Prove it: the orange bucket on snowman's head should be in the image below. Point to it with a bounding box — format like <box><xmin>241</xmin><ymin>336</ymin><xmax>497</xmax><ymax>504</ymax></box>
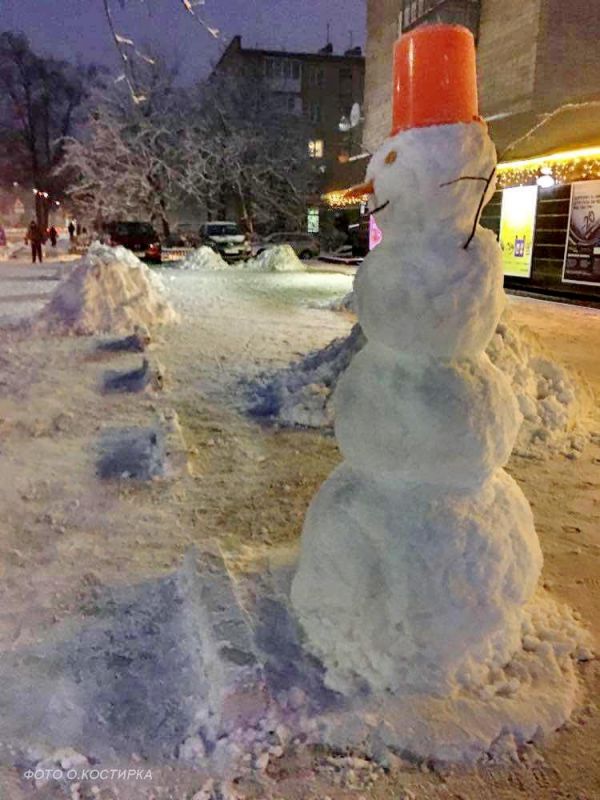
<box><xmin>392</xmin><ymin>23</ymin><xmax>480</xmax><ymax>134</ymax></box>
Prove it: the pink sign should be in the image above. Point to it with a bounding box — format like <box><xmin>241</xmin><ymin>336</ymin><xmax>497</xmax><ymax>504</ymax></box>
<box><xmin>369</xmin><ymin>215</ymin><xmax>383</xmax><ymax>250</ymax></box>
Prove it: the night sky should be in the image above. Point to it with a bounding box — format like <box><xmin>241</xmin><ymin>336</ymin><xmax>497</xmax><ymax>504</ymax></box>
<box><xmin>1</xmin><ymin>0</ymin><xmax>366</xmax><ymax>82</ymax></box>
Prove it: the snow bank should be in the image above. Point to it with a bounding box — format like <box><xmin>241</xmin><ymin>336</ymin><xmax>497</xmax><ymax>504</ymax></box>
<box><xmin>245</xmin><ymin>245</ymin><xmax>307</xmax><ymax>273</ymax></box>
<box><xmin>5</xmin><ymin>242</ymin><xmax>31</xmax><ymax>260</ymax></box>
<box><xmin>487</xmin><ymin>315</ymin><xmax>588</xmax><ymax>457</ymax></box>
<box><xmin>33</xmin><ymin>243</ymin><xmax>179</xmax><ymax>335</ymax></box>
<box><xmin>177</xmin><ymin>246</ymin><xmax>229</xmax><ymax>271</ymax></box>
<box><xmin>308</xmin><ymin>291</ymin><xmax>356</xmax><ymax>312</ymax></box>
<box><xmin>243</xmin><ymin>315</ymin><xmax>587</xmax><ymax>458</ymax></box>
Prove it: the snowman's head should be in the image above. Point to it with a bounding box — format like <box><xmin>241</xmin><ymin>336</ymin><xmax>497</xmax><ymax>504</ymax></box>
<box><xmin>351</xmin><ymin>121</ymin><xmax>497</xmax><ymax>241</ymax></box>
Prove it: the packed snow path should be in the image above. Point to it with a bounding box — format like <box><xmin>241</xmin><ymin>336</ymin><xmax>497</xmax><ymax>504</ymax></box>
<box><xmin>0</xmin><ymin>259</ymin><xmax>599</xmax><ymax>798</ymax></box>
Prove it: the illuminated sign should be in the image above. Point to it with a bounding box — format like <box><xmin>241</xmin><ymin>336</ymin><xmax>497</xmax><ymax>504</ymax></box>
<box><xmin>563</xmin><ymin>179</ymin><xmax>600</xmax><ymax>287</ymax></box>
<box><xmin>307</xmin><ymin>207</ymin><xmax>319</xmax><ymax>234</ymax></box>
<box><xmin>499</xmin><ymin>185</ymin><xmax>538</xmax><ymax>278</ymax></box>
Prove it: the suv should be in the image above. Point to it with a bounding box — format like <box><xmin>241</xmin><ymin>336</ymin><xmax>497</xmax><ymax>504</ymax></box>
<box><xmin>199</xmin><ymin>221</ymin><xmax>251</xmax><ymax>262</ymax></box>
<box><xmin>256</xmin><ymin>232</ymin><xmax>320</xmax><ymax>260</ymax></box>
<box><xmin>106</xmin><ymin>221</ymin><xmax>162</xmax><ymax>263</ymax></box>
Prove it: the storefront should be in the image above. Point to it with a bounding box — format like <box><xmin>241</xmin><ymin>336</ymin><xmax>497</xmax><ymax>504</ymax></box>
<box><xmin>320</xmin><ymin>186</ymin><xmax>370</xmax><ymax>256</ymax></box>
<box><xmin>481</xmin><ymin>126</ymin><xmax>600</xmax><ymax>303</ymax></box>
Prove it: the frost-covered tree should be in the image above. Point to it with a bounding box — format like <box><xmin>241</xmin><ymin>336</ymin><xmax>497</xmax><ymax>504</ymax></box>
<box><xmin>0</xmin><ymin>32</ymin><xmax>98</xmax><ymax>218</ymax></box>
<box><xmin>192</xmin><ymin>71</ymin><xmax>316</xmax><ymax>232</ymax></box>
<box><xmin>62</xmin><ymin>61</ymin><xmax>315</xmax><ymax>235</ymax></box>
<box><xmin>61</xmin><ymin>57</ymin><xmax>195</xmax><ymax>236</ymax></box>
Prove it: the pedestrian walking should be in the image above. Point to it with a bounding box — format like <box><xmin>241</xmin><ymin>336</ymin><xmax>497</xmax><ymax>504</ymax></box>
<box><xmin>68</xmin><ymin>221</ymin><xmax>75</xmax><ymax>241</ymax></box>
<box><xmin>49</xmin><ymin>225</ymin><xmax>58</xmax><ymax>247</ymax></box>
<box><xmin>0</xmin><ymin>224</ymin><xmax>6</xmax><ymax>248</ymax></box>
<box><xmin>25</xmin><ymin>220</ymin><xmax>44</xmax><ymax>264</ymax></box>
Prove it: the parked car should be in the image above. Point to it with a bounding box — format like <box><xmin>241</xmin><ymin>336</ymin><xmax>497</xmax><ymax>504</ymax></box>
<box><xmin>105</xmin><ymin>221</ymin><xmax>162</xmax><ymax>263</ymax></box>
<box><xmin>255</xmin><ymin>232</ymin><xmax>320</xmax><ymax>260</ymax></box>
<box><xmin>199</xmin><ymin>221</ymin><xmax>251</xmax><ymax>262</ymax></box>
<box><xmin>173</xmin><ymin>223</ymin><xmax>201</xmax><ymax>248</ymax></box>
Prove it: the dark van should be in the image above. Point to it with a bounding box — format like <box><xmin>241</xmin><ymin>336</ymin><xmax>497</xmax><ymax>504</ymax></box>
<box><xmin>106</xmin><ymin>221</ymin><xmax>162</xmax><ymax>263</ymax></box>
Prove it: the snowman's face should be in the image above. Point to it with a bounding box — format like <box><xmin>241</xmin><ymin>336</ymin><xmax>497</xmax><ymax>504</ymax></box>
<box><xmin>365</xmin><ymin>121</ymin><xmax>497</xmax><ymax>239</ymax></box>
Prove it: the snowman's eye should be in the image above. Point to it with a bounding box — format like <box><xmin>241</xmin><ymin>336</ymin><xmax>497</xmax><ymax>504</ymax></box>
<box><xmin>385</xmin><ymin>150</ymin><xmax>397</xmax><ymax>165</ymax></box>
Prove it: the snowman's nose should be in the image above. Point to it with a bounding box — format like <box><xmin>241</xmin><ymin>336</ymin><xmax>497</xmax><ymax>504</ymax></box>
<box><xmin>343</xmin><ymin>180</ymin><xmax>374</xmax><ymax>200</ymax></box>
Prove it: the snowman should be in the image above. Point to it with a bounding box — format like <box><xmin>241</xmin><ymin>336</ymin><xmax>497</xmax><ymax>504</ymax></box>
<box><xmin>291</xmin><ymin>24</ymin><xmax>545</xmax><ymax>697</ymax></box>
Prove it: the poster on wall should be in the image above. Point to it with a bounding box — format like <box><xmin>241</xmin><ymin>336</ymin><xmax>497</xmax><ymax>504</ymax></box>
<box><xmin>562</xmin><ymin>180</ymin><xmax>600</xmax><ymax>286</ymax></box>
<box><xmin>499</xmin><ymin>185</ymin><xmax>538</xmax><ymax>278</ymax></box>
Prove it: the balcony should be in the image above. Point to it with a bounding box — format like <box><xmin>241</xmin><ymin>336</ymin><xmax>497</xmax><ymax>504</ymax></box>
<box><xmin>264</xmin><ymin>57</ymin><xmax>302</xmax><ymax>94</ymax></box>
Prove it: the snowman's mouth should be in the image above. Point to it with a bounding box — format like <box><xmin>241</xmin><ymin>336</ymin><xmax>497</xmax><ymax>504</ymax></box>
<box><xmin>370</xmin><ymin>199</ymin><xmax>390</xmax><ymax>216</ymax></box>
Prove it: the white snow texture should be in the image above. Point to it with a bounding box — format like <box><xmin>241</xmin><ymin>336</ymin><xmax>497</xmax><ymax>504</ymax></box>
<box><xmin>34</xmin><ymin>243</ymin><xmax>179</xmax><ymax>335</ymax></box>
<box><xmin>245</xmin><ymin>245</ymin><xmax>307</xmax><ymax>272</ymax></box>
<box><xmin>292</xmin><ymin>122</ymin><xmax>581</xmax><ymax>701</ymax></box>
<box><xmin>177</xmin><ymin>247</ymin><xmax>229</xmax><ymax>271</ymax></box>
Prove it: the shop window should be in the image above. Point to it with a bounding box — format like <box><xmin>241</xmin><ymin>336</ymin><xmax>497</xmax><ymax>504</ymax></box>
<box><xmin>307</xmin><ymin>208</ymin><xmax>320</xmax><ymax>234</ymax></box>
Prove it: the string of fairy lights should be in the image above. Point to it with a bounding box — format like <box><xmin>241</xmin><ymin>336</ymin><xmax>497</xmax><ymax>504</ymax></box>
<box><xmin>322</xmin><ymin>145</ymin><xmax>600</xmax><ymax>208</ymax></box>
<box><xmin>496</xmin><ymin>146</ymin><xmax>600</xmax><ymax>190</ymax></box>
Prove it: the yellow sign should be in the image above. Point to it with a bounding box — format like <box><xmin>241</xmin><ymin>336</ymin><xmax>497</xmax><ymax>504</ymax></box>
<box><xmin>499</xmin><ymin>186</ymin><xmax>538</xmax><ymax>277</ymax></box>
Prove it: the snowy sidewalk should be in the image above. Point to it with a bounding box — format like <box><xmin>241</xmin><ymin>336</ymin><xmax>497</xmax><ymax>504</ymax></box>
<box><xmin>0</xmin><ymin>258</ymin><xmax>599</xmax><ymax>799</ymax></box>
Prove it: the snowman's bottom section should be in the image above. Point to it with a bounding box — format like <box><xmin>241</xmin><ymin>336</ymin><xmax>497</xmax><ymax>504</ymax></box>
<box><xmin>317</xmin><ymin>593</ymin><xmax>584</xmax><ymax>764</ymax></box>
<box><xmin>291</xmin><ymin>465</ymin><xmax>544</xmax><ymax>696</ymax></box>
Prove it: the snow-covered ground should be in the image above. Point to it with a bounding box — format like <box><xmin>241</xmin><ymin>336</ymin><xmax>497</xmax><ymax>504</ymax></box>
<box><xmin>0</xmin><ymin>257</ymin><xmax>599</xmax><ymax>799</ymax></box>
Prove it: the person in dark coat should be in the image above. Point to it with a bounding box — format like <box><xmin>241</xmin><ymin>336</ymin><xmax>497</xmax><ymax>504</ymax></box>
<box><xmin>25</xmin><ymin>220</ymin><xmax>44</xmax><ymax>264</ymax></box>
<box><xmin>68</xmin><ymin>221</ymin><xmax>75</xmax><ymax>241</ymax></box>
<box><xmin>49</xmin><ymin>226</ymin><xmax>58</xmax><ymax>247</ymax></box>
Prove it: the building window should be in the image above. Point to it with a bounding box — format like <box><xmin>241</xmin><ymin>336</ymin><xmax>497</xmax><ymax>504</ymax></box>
<box><xmin>310</xmin><ymin>67</ymin><xmax>324</xmax><ymax>87</ymax></box>
<box><xmin>308</xmin><ymin>139</ymin><xmax>324</xmax><ymax>158</ymax></box>
<box><xmin>265</xmin><ymin>58</ymin><xmax>282</xmax><ymax>78</ymax></box>
<box><xmin>287</xmin><ymin>94</ymin><xmax>302</xmax><ymax>113</ymax></box>
<box><xmin>309</xmin><ymin>103</ymin><xmax>321</xmax><ymax>123</ymax></box>
<box><xmin>266</xmin><ymin>58</ymin><xmax>301</xmax><ymax>80</ymax></box>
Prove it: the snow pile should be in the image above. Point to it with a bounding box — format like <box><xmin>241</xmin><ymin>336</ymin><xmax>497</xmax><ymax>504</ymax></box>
<box><xmin>177</xmin><ymin>246</ymin><xmax>229</xmax><ymax>271</ymax></box>
<box><xmin>6</xmin><ymin>242</ymin><xmax>31</xmax><ymax>260</ymax></box>
<box><xmin>487</xmin><ymin>316</ymin><xmax>588</xmax><ymax>457</ymax></box>
<box><xmin>308</xmin><ymin>291</ymin><xmax>356</xmax><ymax>312</ymax></box>
<box><xmin>51</xmin><ymin>238</ymin><xmax>73</xmax><ymax>256</ymax></box>
<box><xmin>245</xmin><ymin>245</ymin><xmax>307</xmax><ymax>273</ymax></box>
<box><xmin>33</xmin><ymin>243</ymin><xmax>179</xmax><ymax>335</ymax></box>
<box><xmin>244</xmin><ymin>324</ymin><xmax>364</xmax><ymax>428</ymax></box>
<box><xmin>245</xmin><ymin>314</ymin><xmax>587</xmax><ymax>458</ymax></box>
